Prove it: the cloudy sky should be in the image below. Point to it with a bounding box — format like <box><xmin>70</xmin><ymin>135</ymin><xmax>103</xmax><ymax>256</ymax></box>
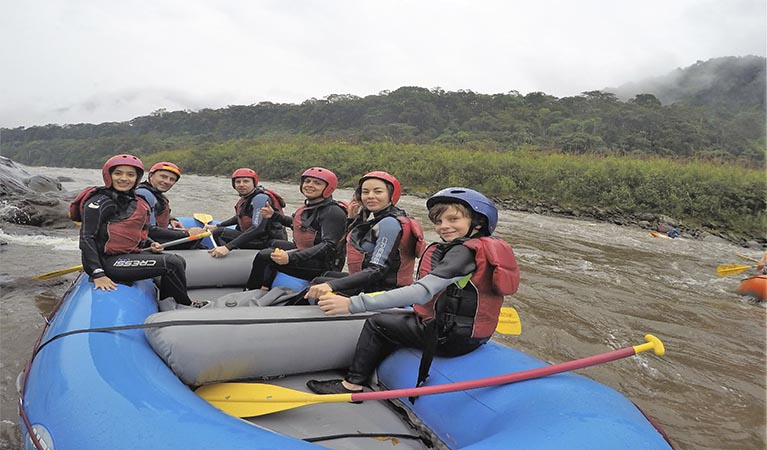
<box><xmin>1</xmin><ymin>0</ymin><xmax>764</xmax><ymax>128</ymax></box>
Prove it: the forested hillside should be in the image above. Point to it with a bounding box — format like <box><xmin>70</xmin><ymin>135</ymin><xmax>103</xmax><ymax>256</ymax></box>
<box><xmin>2</xmin><ymin>57</ymin><xmax>765</xmax><ymax>167</ymax></box>
<box><xmin>0</xmin><ymin>57</ymin><xmax>764</xmax><ymax>239</ymax></box>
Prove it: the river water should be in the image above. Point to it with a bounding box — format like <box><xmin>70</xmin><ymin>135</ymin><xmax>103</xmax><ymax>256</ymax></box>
<box><xmin>0</xmin><ymin>166</ymin><xmax>764</xmax><ymax>450</ymax></box>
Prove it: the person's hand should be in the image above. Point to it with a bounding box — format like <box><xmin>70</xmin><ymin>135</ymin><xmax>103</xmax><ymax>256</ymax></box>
<box><xmin>758</xmin><ymin>252</ymin><xmax>767</xmax><ymax>271</ymax></box>
<box><xmin>306</xmin><ymin>282</ymin><xmax>333</xmax><ymax>299</ymax></box>
<box><xmin>347</xmin><ymin>199</ymin><xmax>361</xmax><ymax>218</ymax></box>
<box><xmin>204</xmin><ymin>224</ymin><xmax>217</xmax><ymax>231</ymax></box>
<box><xmin>186</xmin><ymin>226</ymin><xmax>205</xmax><ymax>236</ymax></box>
<box><xmin>170</xmin><ymin>219</ymin><xmax>184</xmax><ymax>229</ymax></box>
<box><xmin>260</xmin><ymin>203</ymin><xmax>275</xmax><ymax>219</ymax></box>
<box><xmin>208</xmin><ymin>246</ymin><xmax>230</xmax><ymax>258</ymax></box>
<box><xmin>317</xmin><ymin>293</ymin><xmax>351</xmax><ymax>315</ymax></box>
<box><xmin>270</xmin><ymin>248</ymin><xmax>289</xmax><ymax>265</ymax></box>
<box><xmin>93</xmin><ymin>276</ymin><xmax>117</xmax><ymax>291</ymax></box>
<box><xmin>149</xmin><ymin>241</ymin><xmax>164</xmax><ymax>253</ymax></box>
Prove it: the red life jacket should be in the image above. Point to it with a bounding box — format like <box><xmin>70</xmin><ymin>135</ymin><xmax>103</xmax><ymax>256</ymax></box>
<box><xmin>235</xmin><ymin>188</ymin><xmax>285</xmax><ymax>231</ymax></box>
<box><xmin>135</xmin><ymin>183</ymin><xmax>172</xmax><ymax>228</ymax></box>
<box><xmin>346</xmin><ymin>215</ymin><xmax>426</xmax><ymax>287</ymax></box>
<box><xmin>292</xmin><ymin>204</ymin><xmax>316</xmax><ymax>250</ymax></box>
<box><xmin>69</xmin><ymin>186</ymin><xmax>103</xmax><ymax>223</ymax></box>
<box><xmin>413</xmin><ymin>237</ymin><xmax>520</xmax><ymax>339</ymax></box>
<box><xmin>291</xmin><ymin>200</ymin><xmax>346</xmax><ymax>250</ymax></box>
<box><xmin>103</xmin><ymin>196</ymin><xmax>152</xmax><ymax>255</ymax></box>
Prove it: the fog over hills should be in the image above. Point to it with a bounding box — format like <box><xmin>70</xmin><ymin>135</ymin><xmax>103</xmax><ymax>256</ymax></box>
<box><xmin>606</xmin><ymin>55</ymin><xmax>765</xmax><ymax>111</ymax></box>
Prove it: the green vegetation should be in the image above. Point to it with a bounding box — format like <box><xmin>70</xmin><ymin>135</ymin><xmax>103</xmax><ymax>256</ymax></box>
<box><xmin>137</xmin><ymin>139</ymin><xmax>767</xmax><ymax>238</ymax></box>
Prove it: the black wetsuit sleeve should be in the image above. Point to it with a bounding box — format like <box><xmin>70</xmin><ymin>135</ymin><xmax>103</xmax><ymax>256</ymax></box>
<box><xmin>79</xmin><ymin>194</ymin><xmax>115</xmax><ymax>278</ymax></box>
<box><xmin>270</xmin><ymin>211</ymin><xmax>294</xmax><ymax>228</ymax></box>
<box><xmin>328</xmin><ymin>217</ymin><xmax>402</xmax><ymax>293</ymax></box>
<box><xmin>289</xmin><ymin>205</ymin><xmax>347</xmax><ymax>264</ymax></box>
<box><xmin>217</xmin><ymin>216</ymin><xmax>238</xmax><ymax>227</ymax></box>
<box><xmin>147</xmin><ymin>226</ymin><xmax>188</xmax><ymax>242</ymax></box>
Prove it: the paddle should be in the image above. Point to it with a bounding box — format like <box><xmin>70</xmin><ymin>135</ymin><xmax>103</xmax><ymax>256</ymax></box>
<box><xmin>139</xmin><ymin>231</ymin><xmax>211</xmax><ymax>252</ymax></box>
<box><xmin>716</xmin><ymin>264</ymin><xmax>756</xmax><ymax>277</ymax></box>
<box><xmin>32</xmin><ymin>231</ymin><xmax>211</xmax><ymax>281</ymax></box>
<box><xmin>196</xmin><ymin>334</ymin><xmax>664</xmax><ymax>418</ymax></box>
<box><xmin>496</xmin><ymin>306</ymin><xmax>521</xmax><ymax>335</ymax></box>
<box><xmin>193</xmin><ymin>213</ymin><xmax>218</xmax><ymax>248</ymax></box>
<box><xmin>32</xmin><ymin>264</ymin><xmax>85</xmax><ymax>281</ymax></box>
<box><xmin>736</xmin><ymin>254</ymin><xmax>760</xmax><ymax>263</ymax></box>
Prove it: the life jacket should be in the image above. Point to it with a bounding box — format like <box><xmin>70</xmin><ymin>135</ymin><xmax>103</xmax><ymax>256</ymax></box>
<box><xmin>69</xmin><ymin>186</ymin><xmax>104</xmax><ymax>223</ymax></box>
<box><xmin>292</xmin><ymin>199</ymin><xmax>346</xmax><ymax>251</ymax></box>
<box><xmin>79</xmin><ymin>190</ymin><xmax>151</xmax><ymax>255</ymax></box>
<box><xmin>235</xmin><ymin>187</ymin><xmax>286</xmax><ymax>231</ymax></box>
<box><xmin>346</xmin><ymin>212</ymin><xmax>426</xmax><ymax>287</ymax></box>
<box><xmin>413</xmin><ymin>237</ymin><xmax>519</xmax><ymax>339</ymax></box>
<box><xmin>135</xmin><ymin>182</ymin><xmax>171</xmax><ymax>228</ymax></box>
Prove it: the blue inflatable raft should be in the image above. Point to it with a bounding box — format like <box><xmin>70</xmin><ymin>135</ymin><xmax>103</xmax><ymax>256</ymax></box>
<box><xmin>19</xmin><ymin>246</ymin><xmax>674</xmax><ymax>450</ymax></box>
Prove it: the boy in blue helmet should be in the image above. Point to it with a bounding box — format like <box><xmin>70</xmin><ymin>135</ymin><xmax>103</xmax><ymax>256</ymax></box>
<box><xmin>307</xmin><ymin>187</ymin><xmax>520</xmax><ymax>395</ymax></box>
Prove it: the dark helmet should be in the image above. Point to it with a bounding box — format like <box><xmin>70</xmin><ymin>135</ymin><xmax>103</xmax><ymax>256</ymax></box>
<box><xmin>149</xmin><ymin>161</ymin><xmax>181</xmax><ymax>179</ymax></box>
<box><xmin>231</xmin><ymin>168</ymin><xmax>258</xmax><ymax>188</ymax></box>
<box><xmin>102</xmin><ymin>154</ymin><xmax>144</xmax><ymax>189</ymax></box>
<box><xmin>357</xmin><ymin>171</ymin><xmax>401</xmax><ymax>205</ymax></box>
<box><xmin>426</xmin><ymin>187</ymin><xmax>498</xmax><ymax>235</ymax></box>
<box><xmin>301</xmin><ymin>167</ymin><xmax>338</xmax><ymax>198</ymax></box>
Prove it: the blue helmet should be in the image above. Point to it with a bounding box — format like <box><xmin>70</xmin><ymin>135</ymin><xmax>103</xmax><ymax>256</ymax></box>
<box><xmin>426</xmin><ymin>187</ymin><xmax>498</xmax><ymax>235</ymax></box>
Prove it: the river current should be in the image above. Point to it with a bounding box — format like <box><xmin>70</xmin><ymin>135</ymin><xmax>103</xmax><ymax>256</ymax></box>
<box><xmin>0</xmin><ymin>166</ymin><xmax>764</xmax><ymax>449</ymax></box>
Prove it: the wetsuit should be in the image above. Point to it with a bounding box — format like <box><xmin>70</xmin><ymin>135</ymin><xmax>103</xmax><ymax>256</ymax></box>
<box><xmin>214</xmin><ymin>187</ymin><xmax>287</xmax><ymax>250</ymax></box>
<box><xmin>338</xmin><ymin>237</ymin><xmax>519</xmax><ymax>388</ymax></box>
<box><xmin>312</xmin><ymin>205</ymin><xmax>420</xmax><ymax>296</ymax></box>
<box><xmin>245</xmin><ymin>197</ymin><xmax>347</xmax><ymax>290</ymax></box>
<box><xmin>135</xmin><ymin>181</ymin><xmax>194</xmax><ymax>245</ymax></box>
<box><xmin>79</xmin><ymin>188</ymin><xmax>194</xmax><ymax>305</ymax></box>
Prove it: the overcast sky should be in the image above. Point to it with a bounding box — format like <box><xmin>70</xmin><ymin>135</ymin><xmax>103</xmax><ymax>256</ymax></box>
<box><xmin>1</xmin><ymin>0</ymin><xmax>764</xmax><ymax>128</ymax></box>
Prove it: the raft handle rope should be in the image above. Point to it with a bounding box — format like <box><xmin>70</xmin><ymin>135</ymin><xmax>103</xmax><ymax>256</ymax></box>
<box><xmin>33</xmin><ymin>314</ymin><xmax>374</xmax><ymax>358</ymax></box>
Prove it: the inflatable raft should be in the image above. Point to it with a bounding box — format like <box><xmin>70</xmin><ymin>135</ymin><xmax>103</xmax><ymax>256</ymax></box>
<box><xmin>19</xmin><ymin>247</ymin><xmax>674</xmax><ymax>450</ymax></box>
<box><xmin>738</xmin><ymin>274</ymin><xmax>767</xmax><ymax>302</ymax></box>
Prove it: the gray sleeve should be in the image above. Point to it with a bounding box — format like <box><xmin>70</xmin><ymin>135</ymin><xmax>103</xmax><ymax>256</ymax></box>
<box><xmin>347</xmin><ymin>273</ymin><xmax>464</xmax><ymax>313</ymax></box>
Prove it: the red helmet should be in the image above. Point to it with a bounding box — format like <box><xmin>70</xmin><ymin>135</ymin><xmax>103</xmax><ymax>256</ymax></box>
<box><xmin>231</xmin><ymin>168</ymin><xmax>258</xmax><ymax>188</ymax></box>
<box><xmin>301</xmin><ymin>167</ymin><xmax>338</xmax><ymax>198</ymax></box>
<box><xmin>102</xmin><ymin>154</ymin><xmax>144</xmax><ymax>189</ymax></box>
<box><xmin>149</xmin><ymin>161</ymin><xmax>181</xmax><ymax>179</ymax></box>
<box><xmin>358</xmin><ymin>171</ymin><xmax>401</xmax><ymax>205</ymax></box>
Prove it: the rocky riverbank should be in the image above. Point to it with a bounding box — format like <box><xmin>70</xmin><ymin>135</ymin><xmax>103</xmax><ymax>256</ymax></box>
<box><xmin>0</xmin><ymin>157</ymin><xmax>73</xmax><ymax>232</ymax></box>
<box><xmin>495</xmin><ymin>197</ymin><xmax>766</xmax><ymax>250</ymax></box>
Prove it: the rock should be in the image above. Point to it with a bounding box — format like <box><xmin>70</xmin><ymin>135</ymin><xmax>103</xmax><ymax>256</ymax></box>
<box><xmin>657</xmin><ymin>214</ymin><xmax>680</xmax><ymax>226</ymax></box>
<box><xmin>0</xmin><ymin>156</ymin><xmax>33</xmax><ymax>196</ymax></box>
<box><xmin>0</xmin><ymin>157</ymin><xmax>72</xmax><ymax>227</ymax></box>
<box><xmin>25</xmin><ymin>175</ymin><xmax>62</xmax><ymax>192</ymax></box>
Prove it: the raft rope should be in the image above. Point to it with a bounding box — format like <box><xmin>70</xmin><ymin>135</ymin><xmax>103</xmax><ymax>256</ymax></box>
<box><xmin>303</xmin><ymin>432</ymin><xmax>426</xmax><ymax>444</ymax></box>
<box><xmin>33</xmin><ymin>314</ymin><xmax>371</xmax><ymax>357</ymax></box>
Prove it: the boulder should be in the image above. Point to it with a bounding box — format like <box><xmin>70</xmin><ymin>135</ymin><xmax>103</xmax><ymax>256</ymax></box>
<box><xmin>0</xmin><ymin>157</ymin><xmax>72</xmax><ymax>228</ymax></box>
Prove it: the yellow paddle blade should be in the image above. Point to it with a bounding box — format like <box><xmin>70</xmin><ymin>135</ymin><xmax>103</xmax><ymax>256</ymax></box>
<box><xmin>496</xmin><ymin>306</ymin><xmax>521</xmax><ymax>335</ymax></box>
<box><xmin>716</xmin><ymin>264</ymin><xmax>755</xmax><ymax>277</ymax></box>
<box><xmin>193</xmin><ymin>213</ymin><xmax>214</xmax><ymax>225</ymax></box>
<box><xmin>195</xmin><ymin>382</ymin><xmax>351</xmax><ymax>417</ymax></box>
<box><xmin>33</xmin><ymin>264</ymin><xmax>83</xmax><ymax>281</ymax></box>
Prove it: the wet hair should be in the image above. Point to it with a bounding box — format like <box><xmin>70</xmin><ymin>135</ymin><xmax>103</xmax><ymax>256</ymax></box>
<box><xmin>428</xmin><ymin>202</ymin><xmax>489</xmax><ymax>236</ymax></box>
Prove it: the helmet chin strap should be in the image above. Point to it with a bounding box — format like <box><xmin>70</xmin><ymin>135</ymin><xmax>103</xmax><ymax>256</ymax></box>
<box><xmin>464</xmin><ymin>224</ymin><xmax>483</xmax><ymax>238</ymax></box>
